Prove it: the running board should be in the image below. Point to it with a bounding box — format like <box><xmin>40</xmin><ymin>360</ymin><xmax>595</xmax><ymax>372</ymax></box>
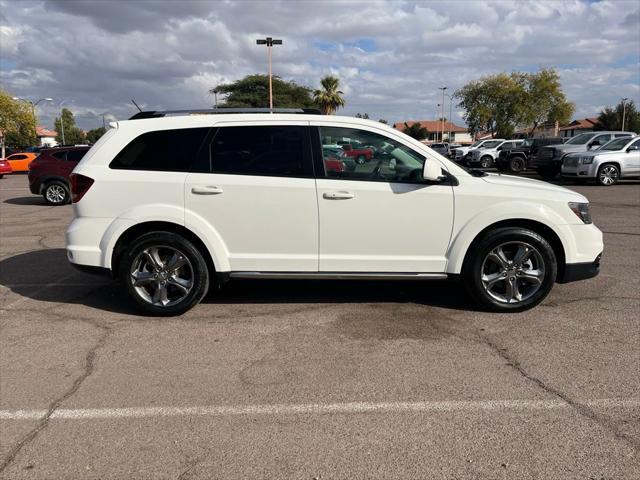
<box><xmin>228</xmin><ymin>272</ymin><xmax>449</xmax><ymax>281</ymax></box>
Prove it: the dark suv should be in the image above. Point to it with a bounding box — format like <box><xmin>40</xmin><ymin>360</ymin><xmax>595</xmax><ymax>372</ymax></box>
<box><xmin>495</xmin><ymin>137</ymin><xmax>564</xmax><ymax>173</ymax></box>
<box><xmin>28</xmin><ymin>146</ymin><xmax>90</xmax><ymax>205</ymax></box>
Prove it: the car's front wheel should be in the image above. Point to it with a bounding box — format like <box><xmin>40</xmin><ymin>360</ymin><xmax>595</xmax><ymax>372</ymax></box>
<box><xmin>596</xmin><ymin>163</ymin><xmax>619</xmax><ymax>186</ymax></box>
<box><xmin>463</xmin><ymin>227</ymin><xmax>557</xmax><ymax>312</ymax></box>
<box><xmin>119</xmin><ymin>232</ymin><xmax>210</xmax><ymax>316</ymax></box>
<box><xmin>480</xmin><ymin>155</ymin><xmax>493</xmax><ymax>168</ymax></box>
<box><xmin>43</xmin><ymin>180</ymin><xmax>70</xmax><ymax>205</ymax></box>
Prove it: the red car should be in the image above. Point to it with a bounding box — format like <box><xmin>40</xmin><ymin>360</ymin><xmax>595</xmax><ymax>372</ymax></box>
<box><xmin>341</xmin><ymin>144</ymin><xmax>374</xmax><ymax>164</ymax></box>
<box><xmin>28</xmin><ymin>146</ymin><xmax>90</xmax><ymax>205</ymax></box>
<box><xmin>0</xmin><ymin>158</ymin><xmax>12</xmax><ymax>178</ymax></box>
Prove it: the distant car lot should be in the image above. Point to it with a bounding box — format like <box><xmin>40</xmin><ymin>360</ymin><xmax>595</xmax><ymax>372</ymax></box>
<box><xmin>0</xmin><ymin>172</ymin><xmax>638</xmax><ymax>478</ymax></box>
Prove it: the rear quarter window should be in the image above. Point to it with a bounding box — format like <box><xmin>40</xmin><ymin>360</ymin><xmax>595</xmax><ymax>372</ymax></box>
<box><xmin>110</xmin><ymin>128</ymin><xmax>211</xmax><ymax>172</ymax></box>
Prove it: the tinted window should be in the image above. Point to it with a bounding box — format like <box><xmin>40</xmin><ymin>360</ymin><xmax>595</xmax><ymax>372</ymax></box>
<box><xmin>211</xmin><ymin>126</ymin><xmax>310</xmax><ymax>177</ymax></box>
<box><xmin>10</xmin><ymin>154</ymin><xmax>26</xmax><ymax>160</ymax></box>
<box><xmin>52</xmin><ymin>151</ymin><xmax>67</xmax><ymax>160</ymax></box>
<box><xmin>66</xmin><ymin>150</ymin><xmax>88</xmax><ymax>162</ymax></box>
<box><xmin>319</xmin><ymin>126</ymin><xmax>425</xmax><ymax>183</ymax></box>
<box><xmin>110</xmin><ymin>128</ymin><xmax>210</xmax><ymax>172</ymax></box>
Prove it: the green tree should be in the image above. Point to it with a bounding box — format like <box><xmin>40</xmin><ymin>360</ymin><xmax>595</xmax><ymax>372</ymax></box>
<box><xmin>378</xmin><ymin>119</ymin><xmax>388</xmax><ymax>124</ymax></box>
<box><xmin>54</xmin><ymin>108</ymin><xmax>85</xmax><ymax>145</ymax></box>
<box><xmin>402</xmin><ymin>122</ymin><xmax>428</xmax><ymax>141</ymax></box>
<box><xmin>355</xmin><ymin>113</ymin><xmax>369</xmax><ymax>119</ymax></box>
<box><xmin>596</xmin><ymin>100</ymin><xmax>639</xmax><ymax>132</ymax></box>
<box><xmin>455</xmin><ymin>68</ymin><xmax>573</xmax><ymax>138</ymax></box>
<box><xmin>211</xmin><ymin>74</ymin><xmax>315</xmax><ymax>109</ymax></box>
<box><xmin>313</xmin><ymin>75</ymin><xmax>346</xmax><ymax>115</ymax></box>
<box><xmin>86</xmin><ymin>126</ymin><xmax>107</xmax><ymax>144</ymax></box>
<box><xmin>0</xmin><ymin>90</ymin><xmax>36</xmax><ymax>148</ymax></box>
<box><xmin>520</xmin><ymin>68</ymin><xmax>574</xmax><ymax>136</ymax></box>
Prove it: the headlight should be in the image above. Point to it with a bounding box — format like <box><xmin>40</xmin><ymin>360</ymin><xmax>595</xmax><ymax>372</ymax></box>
<box><xmin>568</xmin><ymin>202</ymin><xmax>592</xmax><ymax>224</ymax></box>
<box><xmin>581</xmin><ymin>156</ymin><xmax>595</xmax><ymax>165</ymax></box>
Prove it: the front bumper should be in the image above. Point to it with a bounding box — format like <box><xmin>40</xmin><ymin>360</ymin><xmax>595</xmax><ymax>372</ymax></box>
<box><xmin>561</xmin><ymin>163</ymin><xmax>597</xmax><ymax>178</ymax></box>
<box><xmin>558</xmin><ymin>253</ymin><xmax>602</xmax><ymax>283</ymax></box>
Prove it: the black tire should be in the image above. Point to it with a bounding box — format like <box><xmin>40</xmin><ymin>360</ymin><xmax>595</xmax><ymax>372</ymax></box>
<box><xmin>480</xmin><ymin>155</ymin><xmax>493</xmax><ymax>168</ymax></box>
<box><xmin>537</xmin><ymin>166</ymin><xmax>559</xmax><ymax>180</ymax></box>
<box><xmin>462</xmin><ymin>227</ymin><xmax>557</xmax><ymax>312</ymax></box>
<box><xmin>356</xmin><ymin>154</ymin><xmax>367</xmax><ymax>165</ymax></box>
<box><xmin>0</xmin><ymin>174</ymin><xmax>3</xmax><ymax>179</ymax></box>
<box><xmin>119</xmin><ymin>232</ymin><xmax>210</xmax><ymax>316</ymax></box>
<box><xmin>596</xmin><ymin>163</ymin><xmax>619</xmax><ymax>186</ymax></box>
<box><xmin>509</xmin><ymin>156</ymin><xmax>526</xmax><ymax>173</ymax></box>
<box><xmin>42</xmin><ymin>180</ymin><xmax>70</xmax><ymax>205</ymax></box>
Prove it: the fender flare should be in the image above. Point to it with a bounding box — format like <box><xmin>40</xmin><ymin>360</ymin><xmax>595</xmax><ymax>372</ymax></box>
<box><xmin>445</xmin><ymin>202</ymin><xmax>570</xmax><ymax>274</ymax></box>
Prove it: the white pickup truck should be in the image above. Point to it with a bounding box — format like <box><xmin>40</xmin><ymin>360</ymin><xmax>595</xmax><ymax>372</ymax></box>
<box><xmin>452</xmin><ymin>139</ymin><xmax>505</xmax><ymax>163</ymax></box>
<box><xmin>469</xmin><ymin>140</ymin><xmax>525</xmax><ymax>168</ymax></box>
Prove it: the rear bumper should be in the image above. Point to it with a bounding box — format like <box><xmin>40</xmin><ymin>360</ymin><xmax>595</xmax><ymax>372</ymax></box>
<box><xmin>558</xmin><ymin>253</ymin><xmax>602</xmax><ymax>283</ymax></box>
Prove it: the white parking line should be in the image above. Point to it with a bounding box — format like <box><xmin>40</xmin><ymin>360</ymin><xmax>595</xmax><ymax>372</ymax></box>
<box><xmin>1</xmin><ymin>398</ymin><xmax>638</xmax><ymax>421</ymax></box>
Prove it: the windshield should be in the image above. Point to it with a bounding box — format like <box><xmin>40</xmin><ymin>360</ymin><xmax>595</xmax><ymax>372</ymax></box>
<box><xmin>566</xmin><ymin>133</ymin><xmax>598</xmax><ymax>145</ymax></box>
<box><xmin>599</xmin><ymin>137</ymin><xmax>632</xmax><ymax>151</ymax></box>
<box><xmin>470</xmin><ymin>141</ymin><xmax>483</xmax><ymax>148</ymax></box>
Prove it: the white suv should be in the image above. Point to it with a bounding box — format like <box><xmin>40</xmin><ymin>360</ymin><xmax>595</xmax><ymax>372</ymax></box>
<box><xmin>469</xmin><ymin>140</ymin><xmax>525</xmax><ymax>168</ymax></box>
<box><xmin>66</xmin><ymin>109</ymin><xmax>603</xmax><ymax>315</ymax></box>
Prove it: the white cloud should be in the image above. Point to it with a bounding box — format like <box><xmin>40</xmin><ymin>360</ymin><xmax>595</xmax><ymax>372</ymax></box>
<box><xmin>0</xmin><ymin>0</ymin><xmax>638</xmax><ymax>130</ymax></box>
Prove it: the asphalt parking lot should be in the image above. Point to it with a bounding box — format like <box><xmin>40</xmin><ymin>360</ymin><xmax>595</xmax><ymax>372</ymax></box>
<box><xmin>0</xmin><ymin>173</ymin><xmax>638</xmax><ymax>479</ymax></box>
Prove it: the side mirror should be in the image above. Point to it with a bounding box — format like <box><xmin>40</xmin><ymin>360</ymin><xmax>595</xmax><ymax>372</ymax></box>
<box><xmin>497</xmin><ymin>146</ymin><xmax>502</xmax><ymax>151</ymax></box>
<box><xmin>627</xmin><ymin>145</ymin><xmax>639</xmax><ymax>152</ymax></box>
<box><xmin>423</xmin><ymin>159</ymin><xmax>443</xmax><ymax>181</ymax></box>
<box><xmin>589</xmin><ymin>141</ymin><xmax>600</xmax><ymax>149</ymax></box>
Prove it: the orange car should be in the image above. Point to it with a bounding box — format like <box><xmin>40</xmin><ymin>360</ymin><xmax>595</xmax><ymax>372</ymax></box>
<box><xmin>5</xmin><ymin>152</ymin><xmax>38</xmax><ymax>172</ymax></box>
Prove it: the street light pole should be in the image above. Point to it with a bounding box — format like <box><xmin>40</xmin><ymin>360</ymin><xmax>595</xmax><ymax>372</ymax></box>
<box><xmin>621</xmin><ymin>97</ymin><xmax>629</xmax><ymax>131</ymax></box>
<box><xmin>445</xmin><ymin>93</ymin><xmax>453</xmax><ymax>143</ymax></box>
<box><xmin>13</xmin><ymin>97</ymin><xmax>52</xmax><ymax>145</ymax></box>
<box><xmin>256</xmin><ymin>37</ymin><xmax>282</xmax><ymax>111</ymax></box>
<box><xmin>438</xmin><ymin>86</ymin><xmax>447</xmax><ymax>142</ymax></box>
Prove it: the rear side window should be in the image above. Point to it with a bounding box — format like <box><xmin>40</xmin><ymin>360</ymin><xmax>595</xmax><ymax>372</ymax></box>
<box><xmin>52</xmin><ymin>151</ymin><xmax>67</xmax><ymax>160</ymax></box>
<box><xmin>66</xmin><ymin>150</ymin><xmax>88</xmax><ymax>162</ymax></box>
<box><xmin>110</xmin><ymin>128</ymin><xmax>210</xmax><ymax>172</ymax></box>
<box><xmin>210</xmin><ymin>126</ymin><xmax>311</xmax><ymax>177</ymax></box>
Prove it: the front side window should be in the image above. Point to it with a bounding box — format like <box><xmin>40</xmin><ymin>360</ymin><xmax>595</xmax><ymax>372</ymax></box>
<box><xmin>110</xmin><ymin>128</ymin><xmax>210</xmax><ymax>172</ymax></box>
<box><xmin>211</xmin><ymin>126</ymin><xmax>311</xmax><ymax>177</ymax></box>
<box><xmin>319</xmin><ymin>126</ymin><xmax>425</xmax><ymax>183</ymax></box>
<box><xmin>566</xmin><ymin>132</ymin><xmax>597</xmax><ymax>145</ymax></box>
<box><xmin>599</xmin><ymin>137</ymin><xmax>632</xmax><ymax>151</ymax></box>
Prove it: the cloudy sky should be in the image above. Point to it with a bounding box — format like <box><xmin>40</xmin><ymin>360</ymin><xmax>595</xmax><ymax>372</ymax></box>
<box><xmin>1</xmin><ymin>0</ymin><xmax>639</xmax><ymax>131</ymax></box>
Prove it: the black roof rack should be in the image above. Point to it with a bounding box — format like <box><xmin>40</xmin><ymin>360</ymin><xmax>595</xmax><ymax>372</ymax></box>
<box><xmin>128</xmin><ymin>107</ymin><xmax>322</xmax><ymax>120</ymax></box>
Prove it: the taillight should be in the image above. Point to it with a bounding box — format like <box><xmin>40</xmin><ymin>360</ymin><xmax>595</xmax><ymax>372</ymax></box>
<box><xmin>70</xmin><ymin>173</ymin><xmax>94</xmax><ymax>203</ymax></box>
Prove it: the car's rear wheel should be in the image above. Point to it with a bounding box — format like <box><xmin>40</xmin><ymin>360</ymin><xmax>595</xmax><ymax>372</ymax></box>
<box><xmin>119</xmin><ymin>232</ymin><xmax>210</xmax><ymax>316</ymax></box>
<box><xmin>463</xmin><ymin>227</ymin><xmax>557</xmax><ymax>312</ymax></box>
<box><xmin>43</xmin><ymin>180</ymin><xmax>70</xmax><ymax>205</ymax></box>
<box><xmin>509</xmin><ymin>156</ymin><xmax>526</xmax><ymax>173</ymax></box>
<box><xmin>480</xmin><ymin>155</ymin><xmax>493</xmax><ymax>168</ymax></box>
<box><xmin>596</xmin><ymin>164</ymin><xmax>619</xmax><ymax>186</ymax></box>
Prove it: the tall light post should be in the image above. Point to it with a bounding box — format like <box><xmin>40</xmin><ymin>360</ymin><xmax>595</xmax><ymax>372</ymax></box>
<box><xmin>13</xmin><ymin>97</ymin><xmax>53</xmax><ymax>144</ymax></box>
<box><xmin>256</xmin><ymin>37</ymin><xmax>282</xmax><ymax>110</ymax></box>
<box><xmin>436</xmin><ymin>104</ymin><xmax>441</xmax><ymax>142</ymax></box>
<box><xmin>445</xmin><ymin>93</ymin><xmax>453</xmax><ymax>143</ymax></box>
<box><xmin>621</xmin><ymin>97</ymin><xmax>629</xmax><ymax>131</ymax></box>
<box><xmin>438</xmin><ymin>86</ymin><xmax>447</xmax><ymax>142</ymax></box>
<box><xmin>212</xmin><ymin>87</ymin><xmax>220</xmax><ymax>109</ymax></box>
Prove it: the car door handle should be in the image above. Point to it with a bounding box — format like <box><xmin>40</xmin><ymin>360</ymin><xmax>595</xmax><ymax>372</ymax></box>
<box><xmin>323</xmin><ymin>191</ymin><xmax>355</xmax><ymax>200</ymax></box>
<box><xmin>191</xmin><ymin>186</ymin><xmax>223</xmax><ymax>195</ymax></box>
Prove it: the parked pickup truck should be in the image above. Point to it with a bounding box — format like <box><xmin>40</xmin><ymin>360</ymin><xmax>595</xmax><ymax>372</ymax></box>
<box><xmin>530</xmin><ymin>131</ymin><xmax>635</xmax><ymax>180</ymax></box>
<box><xmin>453</xmin><ymin>139</ymin><xmax>504</xmax><ymax>163</ymax></box>
<box><xmin>496</xmin><ymin>137</ymin><xmax>564</xmax><ymax>173</ymax></box>
<box><xmin>340</xmin><ymin>143</ymin><xmax>374</xmax><ymax>164</ymax></box>
<box><xmin>469</xmin><ymin>140</ymin><xmax>524</xmax><ymax>168</ymax></box>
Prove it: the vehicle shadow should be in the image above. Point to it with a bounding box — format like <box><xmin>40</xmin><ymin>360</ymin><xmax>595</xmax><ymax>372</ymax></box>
<box><xmin>3</xmin><ymin>196</ymin><xmax>48</xmax><ymax>206</ymax></box>
<box><xmin>0</xmin><ymin>249</ymin><xmax>480</xmax><ymax>315</ymax></box>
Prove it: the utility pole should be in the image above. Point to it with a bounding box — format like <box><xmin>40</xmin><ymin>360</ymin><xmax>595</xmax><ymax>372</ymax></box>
<box><xmin>621</xmin><ymin>97</ymin><xmax>629</xmax><ymax>131</ymax></box>
<box><xmin>438</xmin><ymin>86</ymin><xmax>447</xmax><ymax>142</ymax></box>
<box><xmin>60</xmin><ymin>111</ymin><xmax>66</xmax><ymax>145</ymax></box>
<box><xmin>445</xmin><ymin>93</ymin><xmax>453</xmax><ymax>143</ymax></box>
<box><xmin>256</xmin><ymin>37</ymin><xmax>283</xmax><ymax>111</ymax></box>
<box><xmin>13</xmin><ymin>97</ymin><xmax>52</xmax><ymax>144</ymax></box>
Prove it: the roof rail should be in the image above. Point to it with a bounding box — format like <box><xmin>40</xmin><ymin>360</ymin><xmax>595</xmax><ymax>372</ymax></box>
<box><xmin>128</xmin><ymin>107</ymin><xmax>322</xmax><ymax>120</ymax></box>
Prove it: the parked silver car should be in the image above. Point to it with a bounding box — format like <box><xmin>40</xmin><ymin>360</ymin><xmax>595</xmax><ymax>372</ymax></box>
<box><xmin>562</xmin><ymin>136</ymin><xmax>640</xmax><ymax>185</ymax></box>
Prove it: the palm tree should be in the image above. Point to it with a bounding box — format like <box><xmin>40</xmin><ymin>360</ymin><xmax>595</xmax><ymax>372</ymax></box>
<box><xmin>402</xmin><ymin>122</ymin><xmax>429</xmax><ymax>141</ymax></box>
<box><xmin>314</xmin><ymin>75</ymin><xmax>346</xmax><ymax>115</ymax></box>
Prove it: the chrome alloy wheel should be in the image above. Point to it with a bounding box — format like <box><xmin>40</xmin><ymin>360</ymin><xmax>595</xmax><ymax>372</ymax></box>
<box><xmin>481</xmin><ymin>242</ymin><xmax>545</xmax><ymax>304</ymax></box>
<box><xmin>46</xmin><ymin>184</ymin><xmax>66</xmax><ymax>204</ymax></box>
<box><xmin>130</xmin><ymin>246</ymin><xmax>194</xmax><ymax>307</ymax></box>
<box><xmin>599</xmin><ymin>165</ymin><xmax>618</xmax><ymax>185</ymax></box>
